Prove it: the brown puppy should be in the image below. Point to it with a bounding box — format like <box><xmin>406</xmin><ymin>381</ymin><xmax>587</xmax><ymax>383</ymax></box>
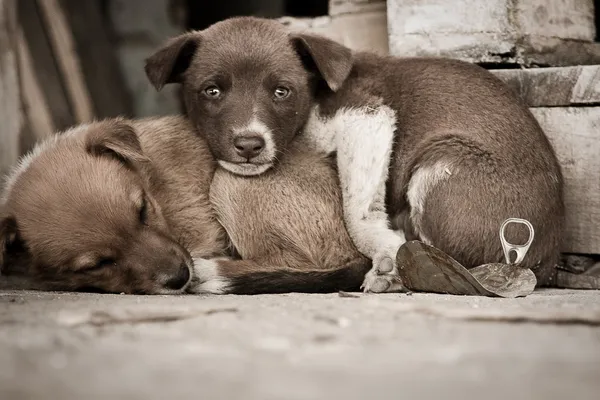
<box><xmin>0</xmin><ymin>116</ymin><xmax>368</xmax><ymax>294</ymax></box>
<box><xmin>145</xmin><ymin>17</ymin><xmax>564</xmax><ymax>291</ymax></box>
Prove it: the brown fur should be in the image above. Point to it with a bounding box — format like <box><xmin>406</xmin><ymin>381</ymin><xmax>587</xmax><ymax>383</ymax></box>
<box><xmin>209</xmin><ymin>147</ymin><xmax>364</xmax><ymax>286</ymax></box>
<box><xmin>0</xmin><ymin>116</ymin><xmax>368</xmax><ymax>294</ymax></box>
<box><xmin>145</xmin><ymin>17</ymin><xmax>564</xmax><ymax>286</ymax></box>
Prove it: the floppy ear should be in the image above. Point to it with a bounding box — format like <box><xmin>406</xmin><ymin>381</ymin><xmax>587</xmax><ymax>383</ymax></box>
<box><xmin>0</xmin><ymin>213</ymin><xmax>12</xmax><ymax>271</ymax></box>
<box><xmin>0</xmin><ymin>212</ymin><xmax>20</xmax><ymax>274</ymax></box>
<box><xmin>144</xmin><ymin>32</ymin><xmax>200</xmax><ymax>91</ymax></box>
<box><xmin>85</xmin><ymin>119</ymin><xmax>149</xmax><ymax>170</ymax></box>
<box><xmin>290</xmin><ymin>33</ymin><xmax>353</xmax><ymax>92</ymax></box>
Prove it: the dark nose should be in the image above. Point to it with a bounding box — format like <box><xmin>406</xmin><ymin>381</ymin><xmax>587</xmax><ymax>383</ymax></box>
<box><xmin>165</xmin><ymin>263</ymin><xmax>191</xmax><ymax>290</ymax></box>
<box><xmin>234</xmin><ymin>136</ymin><xmax>265</xmax><ymax>159</ymax></box>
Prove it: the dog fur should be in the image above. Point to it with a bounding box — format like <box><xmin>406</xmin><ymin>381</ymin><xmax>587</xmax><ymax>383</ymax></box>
<box><xmin>145</xmin><ymin>17</ymin><xmax>564</xmax><ymax>290</ymax></box>
<box><xmin>0</xmin><ymin>116</ymin><xmax>369</xmax><ymax>294</ymax></box>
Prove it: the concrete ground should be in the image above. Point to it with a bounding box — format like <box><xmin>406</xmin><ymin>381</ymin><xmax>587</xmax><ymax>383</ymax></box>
<box><xmin>1</xmin><ymin>289</ymin><xmax>599</xmax><ymax>400</ymax></box>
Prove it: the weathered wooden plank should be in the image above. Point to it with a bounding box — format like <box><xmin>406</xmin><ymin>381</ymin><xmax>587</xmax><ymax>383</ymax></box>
<box><xmin>280</xmin><ymin>10</ymin><xmax>388</xmax><ymax>55</ymax></box>
<box><xmin>517</xmin><ymin>0</ymin><xmax>595</xmax><ymax>41</ymax></box>
<box><xmin>17</xmin><ymin>25</ymin><xmax>55</xmax><ymax>143</ymax></box>
<box><xmin>329</xmin><ymin>0</ymin><xmax>385</xmax><ymax>16</ymax></box>
<box><xmin>0</xmin><ymin>0</ymin><xmax>20</xmax><ymax>179</ymax></box>
<box><xmin>59</xmin><ymin>0</ymin><xmax>132</xmax><ymax>119</ymax></box>
<box><xmin>492</xmin><ymin>66</ymin><xmax>600</xmax><ymax>107</ymax></box>
<box><xmin>556</xmin><ymin>270</ymin><xmax>600</xmax><ymax>289</ymax></box>
<box><xmin>557</xmin><ymin>254</ymin><xmax>600</xmax><ymax>289</ymax></box>
<box><xmin>36</xmin><ymin>0</ymin><xmax>94</xmax><ymax>123</ymax></box>
<box><xmin>531</xmin><ymin>107</ymin><xmax>600</xmax><ymax>254</ymax></box>
<box><xmin>18</xmin><ymin>0</ymin><xmax>74</xmax><ymax>131</ymax></box>
<box><xmin>386</xmin><ymin>0</ymin><xmax>600</xmax><ymax>66</ymax></box>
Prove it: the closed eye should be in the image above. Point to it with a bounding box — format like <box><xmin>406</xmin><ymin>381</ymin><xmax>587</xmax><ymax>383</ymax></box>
<box><xmin>81</xmin><ymin>257</ymin><xmax>115</xmax><ymax>273</ymax></box>
<box><xmin>139</xmin><ymin>196</ymin><xmax>148</xmax><ymax>225</ymax></box>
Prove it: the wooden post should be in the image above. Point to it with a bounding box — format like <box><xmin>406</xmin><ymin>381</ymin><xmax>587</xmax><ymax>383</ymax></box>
<box><xmin>0</xmin><ymin>0</ymin><xmax>21</xmax><ymax>179</ymax></box>
<box><xmin>36</xmin><ymin>0</ymin><xmax>94</xmax><ymax>124</ymax></box>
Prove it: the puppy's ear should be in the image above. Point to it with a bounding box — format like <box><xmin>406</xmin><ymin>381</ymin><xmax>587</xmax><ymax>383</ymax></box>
<box><xmin>145</xmin><ymin>32</ymin><xmax>200</xmax><ymax>91</ymax></box>
<box><xmin>0</xmin><ymin>213</ymin><xmax>12</xmax><ymax>271</ymax></box>
<box><xmin>0</xmin><ymin>212</ymin><xmax>22</xmax><ymax>274</ymax></box>
<box><xmin>291</xmin><ymin>33</ymin><xmax>353</xmax><ymax>92</ymax></box>
<box><xmin>85</xmin><ymin>119</ymin><xmax>149</xmax><ymax>170</ymax></box>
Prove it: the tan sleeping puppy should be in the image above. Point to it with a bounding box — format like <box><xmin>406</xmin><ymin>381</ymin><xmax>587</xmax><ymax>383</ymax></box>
<box><xmin>0</xmin><ymin>116</ymin><xmax>368</xmax><ymax>294</ymax></box>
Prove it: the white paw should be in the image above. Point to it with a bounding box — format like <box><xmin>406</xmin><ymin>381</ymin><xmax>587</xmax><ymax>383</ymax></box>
<box><xmin>360</xmin><ymin>250</ymin><xmax>406</xmax><ymax>293</ymax></box>
<box><xmin>187</xmin><ymin>258</ymin><xmax>229</xmax><ymax>294</ymax></box>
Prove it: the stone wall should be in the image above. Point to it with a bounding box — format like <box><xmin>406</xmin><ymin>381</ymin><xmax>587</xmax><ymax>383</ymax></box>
<box><xmin>387</xmin><ymin>0</ymin><xmax>600</xmax><ymax>66</ymax></box>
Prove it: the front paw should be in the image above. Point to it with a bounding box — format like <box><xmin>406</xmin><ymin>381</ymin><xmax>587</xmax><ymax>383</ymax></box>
<box><xmin>361</xmin><ymin>251</ymin><xmax>406</xmax><ymax>293</ymax></box>
<box><xmin>187</xmin><ymin>257</ymin><xmax>230</xmax><ymax>294</ymax></box>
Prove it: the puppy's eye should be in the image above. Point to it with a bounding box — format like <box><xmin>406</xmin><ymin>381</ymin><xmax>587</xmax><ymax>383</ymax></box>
<box><xmin>204</xmin><ymin>86</ymin><xmax>222</xmax><ymax>99</ymax></box>
<box><xmin>273</xmin><ymin>86</ymin><xmax>290</xmax><ymax>100</ymax></box>
<box><xmin>139</xmin><ymin>197</ymin><xmax>148</xmax><ymax>225</ymax></box>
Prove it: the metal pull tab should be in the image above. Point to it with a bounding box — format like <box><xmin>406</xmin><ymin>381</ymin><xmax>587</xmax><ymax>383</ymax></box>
<box><xmin>500</xmin><ymin>218</ymin><xmax>534</xmax><ymax>265</ymax></box>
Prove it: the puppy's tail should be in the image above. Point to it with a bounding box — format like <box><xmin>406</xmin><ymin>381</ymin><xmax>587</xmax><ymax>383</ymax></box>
<box><xmin>225</xmin><ymin>258</ymin><xmax>371</xmax><ymax>295</ymax></box>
